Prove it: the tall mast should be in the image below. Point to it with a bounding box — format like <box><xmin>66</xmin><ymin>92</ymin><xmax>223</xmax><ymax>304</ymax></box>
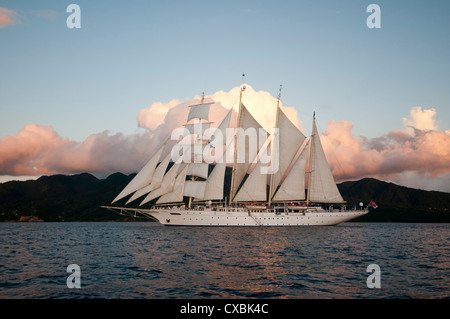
<box><xmin>268</xmin><ymin>85</ymin><xmax>282</xmax><ymax>207</ymax></box>
<box><xmin>188</xmin><ymin>91</ymin><xmax>206</xmax><ymax>209</ymax></box>
<box><xmin>229</xmin><ymin>85</ymin><xmax>245</xmax><ymax>205</ymax></box>
<box><xmin>306</xmin><ymin>112</ymin><xmax>315</xmax><ymax>205</ymax></box>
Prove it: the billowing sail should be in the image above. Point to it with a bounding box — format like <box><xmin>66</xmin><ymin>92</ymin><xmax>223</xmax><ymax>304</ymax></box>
<box><xmin>112</xmin><ymin>139</ymin><xmax>168</xmax><ymax>204</ymax></box>
<box><xmin>233</xmin><ymin>135</ymin><xmax>270</xmax><ymax>202</ymax></box>
<box><xmin>193</xmin><ymin>139</ymin><xmax>233</xmax><ymax>202</ymax></box>
<box><xmin>195</xmin><ymin>162</ymin><xmax>225</xmax><ymax>201</ymax></box>
<box><xmin>233</xmin><ymin>155</ymin><xmax>268</xmax><ymax>202</ymax></box>
<box><xmin>187</xmin><ymin>163</ymin><xmax>209</xmax><ymax>179</ymax></box>
<box><xmin>231</xmin><ymin>104</ymin><xmax>268</xmax><ymax>201</ymax></box>
<box><xmin>125</xmin><ymin>152</ymin><xmax>171</xmax><ymax>204</ymax></box>
<box><xmin>270</xmin><ymin>107</ymin><xmax>306</xmax><ymax>200</ymax></box>
<box><xmin>272</xmin><ymin>143</ymin><xmax>308</xmax><ymax>201</ymax></box>
<box><xmin>184</xmin><ymin>180</ymin><xmax>207</xmax><ymax>198</ymax></box>
<box><xmin>202</xmin><ymin>109</ymin><xmax>232</xmax><ymax>165</ymax></box>
<box><xmin>308</xmin><ymin>117</ymin><xmax>344</xmax><ymax>203</ymax></box>
<box><xmin>156</xmin><ymin>165</ymin><xmax>188</xmax><ymax>204</ymax></box>
<box><xmin>209</xmin><ymin>109</ymin><xmax>232</xmax><ymax>146</ymax></box>
<box><xmin>139</xmin><ymin>159</ymin><xmax>181</xmax><ymax>206</ymax></box>
<box><xmin>187</xmin><ymin>103</ymin><xmax>211</xmax><ymax>122</ymax></box>
<box><xmin>184</xmin><ymin>121</ymin><xmax>211</xmax><ymax>136</ymax></box>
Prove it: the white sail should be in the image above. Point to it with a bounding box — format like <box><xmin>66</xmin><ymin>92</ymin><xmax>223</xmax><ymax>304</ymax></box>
<box><xmin>272</xmin><ymin>143</ymin><xmax>308</xmax><ymax>201</ymax></box>
<box><xmin>231</xmin><ymin>104</ymin><xmax>268</xmax><ymax>201</ymax></box>
<box><xmin>184</xmin><ymin>180</ymin><xmax>207</xmax><ymax>198</ymax></box>
<box><xmin>138</xmin><ymin>158</ymin><xmax>179</xmax><ymax>206</ymax></box>
<box><xmin>171</xmin><ymin>138</ymin><xmax>205</xmax><ymax>164</ymax></box>
<box><xmin>187</xmin><ymin>103</ymin><xmax>211</xmax><ymax>122</ymax></box>
<box><xmin>156</xmin><ymin>165</ymin><xmax>188</xmax><ymax>204</ymax></box>
<box><xmin>233</xmin><ymin>135</ymin><xmax>270</xmax><ymax>202</ymax></box>
<box><xmin>194</xmin><ymin>163</ymin><xmax>225</xmax><ymax>201</ymax></box>
<box><xmin>208</xmin><ymin>109</ymin><xmax>232</xmax><ymax>145</ymax></box>
<box><xmin>112</xmin><ymin>139</ymin><xmax>167</xmax><ymax>204</ymax></box>
<box><xmin>187</xmin><ymin>163</ymin><xmax>209</xmax><ymax>179</ymax></box>
<box><xmin>308</xmin><ymin>117</ymin><xmax>344</xmax><ymax>203</ymax></box>
<box><xmin>270</xmin><ymin>107</ymin><xmax>306</xmax><ymax>200</ymax></box>
<box><xmin>125</xmin><ymin>152</ymin><xmax>172</xmax><ymax>204</ymax></box>
<box><xmin>184</xmin><ymin>121</ymin><xmax>211</xmax><ymax>136</ymax></box>
<box><xmin>194</xmin><ymin>138</ymin><xmax>233</xmax><ymax>202</ymax></box>
<box><xmin>233</xmin><ymin>156</ymin><xmax>268</xmax><ymax>202</ymax></box>
<box><xmin>146</xmin><ymin>152</ymin><xmax>172</xmax><ymax>190</ymax></box>
<box><xmin>203</xmin><ymin>109</ymin><xmax>232</xmax><ymax>165</ymax></box>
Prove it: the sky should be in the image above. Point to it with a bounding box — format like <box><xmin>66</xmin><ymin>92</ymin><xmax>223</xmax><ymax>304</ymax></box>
<box><xmin>0</xmin><ymin>0</ymin><xmax>449</xmax><ymax>192</ymax></box>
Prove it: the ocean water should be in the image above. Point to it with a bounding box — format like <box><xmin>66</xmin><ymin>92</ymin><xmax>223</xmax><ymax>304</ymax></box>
<box><xmin>0</xmin><ymin>222</ymin><xmax>449</xmax><ymax>299</ymax></box>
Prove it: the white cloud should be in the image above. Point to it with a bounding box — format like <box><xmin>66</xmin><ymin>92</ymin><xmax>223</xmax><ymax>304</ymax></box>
<box><xmin>136</xmin><ymin>84</ymin><xmax>301</xmax><ymax>137</ymax></box>
<box><xmin>402</xmin><ymin>106</ymin><xmax>437</xmax><ymax>135</ymax></box>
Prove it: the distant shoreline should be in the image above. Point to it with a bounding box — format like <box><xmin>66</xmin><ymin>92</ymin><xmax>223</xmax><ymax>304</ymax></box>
<box><xmin>1</xmin><ymin>173</ymin><xmax>449</xmax><ymax>223</ymax></box>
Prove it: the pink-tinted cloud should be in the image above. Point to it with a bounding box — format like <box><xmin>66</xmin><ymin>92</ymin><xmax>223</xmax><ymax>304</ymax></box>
<box><xmin>0</xmin><ymin>124</ymin><xmax>156</xmax><ymax>177</ymax></box>
<box><xmin>0</xmin><ymin>7</ymin><xmax>20</xmax><ymax>28</ymax></box>
<box><xmin>0</xmin><ymin>124</ymin><xmax>66</xmax><ymax>175</ymax></box>
<box><xmin>321</xmin><ymin>107</ymin><xmax>450</xmax><ymax>191</ymax></box>
<box><xmin>321</xmin><ymin>120</ymin><xmax>384</xmax><ymax>180</ymax></box>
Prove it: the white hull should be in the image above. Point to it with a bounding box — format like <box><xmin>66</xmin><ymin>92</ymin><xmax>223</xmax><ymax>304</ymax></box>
<box><xmin>141</xmin><ymin>207</ymin><xmax>368</xmax><ymax>226</ymax></box>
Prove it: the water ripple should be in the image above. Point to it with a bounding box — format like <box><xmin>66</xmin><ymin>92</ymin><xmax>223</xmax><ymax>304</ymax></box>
<box><xmin>0</xmin><ymin>222</ymin><xmax>449</xmax><ymax>299</ymax></box>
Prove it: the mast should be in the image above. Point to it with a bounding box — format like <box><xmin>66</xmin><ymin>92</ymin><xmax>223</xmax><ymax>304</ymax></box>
<box><xmin>268</xmin><ymin>85</ymin><xmax>282</xmax><ymax>207</ymax></box>
<box><xmin>306</xmin><ymin>112</ymin><xmax>315</xmax><ymax>205</ymax></box>
<box><xmin>229</xmin><ymin>85</ymin><xmax>245</xmax><ymax>205</ymax></box>
<box><xmin>188</xmin><ymin>92</ymin><xmax>205</xmax><ymax>209</ymax></box>
<box><xmin>190</xmin><ymin>109</ymin><xmax>232</xmax><ymax>203</ymax></box>
<box><xmin>188</xmin><ymin>176</ymin><xmax>194</xmax><ymax>208</ymax></box>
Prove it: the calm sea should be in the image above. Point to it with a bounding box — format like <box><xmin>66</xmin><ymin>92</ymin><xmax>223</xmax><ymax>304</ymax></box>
<box><xmin>0</xmin><ymin>222</ymin><xmax>449</xmax><ymax>299</ymax></box>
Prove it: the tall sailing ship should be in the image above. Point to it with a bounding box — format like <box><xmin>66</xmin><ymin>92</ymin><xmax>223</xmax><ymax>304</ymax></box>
<box><xmin>103</xmin><ymin>86</ymin><xmax>369</xmax><ymax>226</ymax></box>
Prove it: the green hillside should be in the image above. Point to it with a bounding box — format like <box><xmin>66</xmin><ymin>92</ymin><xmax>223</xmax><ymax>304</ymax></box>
<box><xmin>0</xmin><ymin>173</ymin><xmax>449</xmax><ymax>222</ymax></box>
<box><xmin>338</xmin><ymin>178</ymin><xmax>450</xmax><ymax>222</ymax></box>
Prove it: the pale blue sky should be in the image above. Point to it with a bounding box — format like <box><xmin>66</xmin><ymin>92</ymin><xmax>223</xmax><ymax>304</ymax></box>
<box><xmin>1</xmin><ymin>0</ymin><xmax>449</xmax><ymax>142</ymax></box>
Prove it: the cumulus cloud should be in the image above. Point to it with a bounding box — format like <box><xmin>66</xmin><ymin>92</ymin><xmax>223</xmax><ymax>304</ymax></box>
<box><xmin>402</xmin><ymin>106</ymin><xmax>437</xmax><ymax>135</ymax></box>
<box><xmin>321</xmin><ymin>107</ymin><xmax>450</xmax><ymax>192</ymax></box>
<box><xmin>137</xmin><ymin>84</ymin><xmax>300</xmax><ymax>135</ymax></box>
<box><xmin>0</xmin><ymin>124</ymin><xmax>156</xmax><ymax>177</ymax></box>
<box><xmin>0</xmin><ymin>7</ymin><xmax>20</xmax><ymax>28</ymax></box>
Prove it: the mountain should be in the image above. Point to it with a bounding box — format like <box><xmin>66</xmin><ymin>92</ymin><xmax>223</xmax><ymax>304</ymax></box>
<box><xmin>338</xmin><ymin>178</ymin><xmax>450</xmax><ymax>222</ymax></box>
<box><xmin>0</xmin><ymin>172</ymin><xmax>137</xmax><ymax>222</ymax></box>
<box><xmin>0</xmin><ymin>173</ymin><xmax>449</xmax><ymax>222</ymax></box>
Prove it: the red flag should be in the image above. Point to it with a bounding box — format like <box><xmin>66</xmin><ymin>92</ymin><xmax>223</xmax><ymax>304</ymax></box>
<box><xmin>368</xmin><ymin>200</ymin><xmax>378</xmax><ymax>209</ymax></box>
